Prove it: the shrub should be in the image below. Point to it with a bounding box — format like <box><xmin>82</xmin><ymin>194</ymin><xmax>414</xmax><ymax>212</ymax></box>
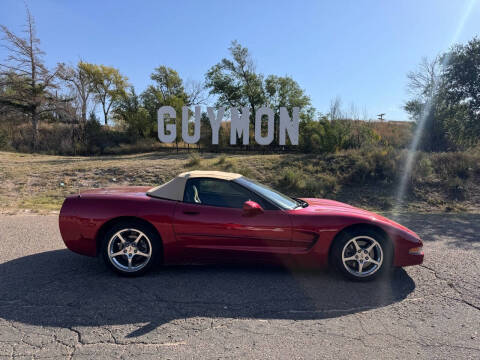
<box><xmin>371</xmin><ymin>149</ymin><xmax>398</xmax><ymax>182</ymax></box>
<box><xmin>431</xmin><ymin>152</ymin><xmax>477</xmax><ymax>180</ymax></box>
<box><xmin>446</xmin><ymin>177</ymin><xmax>466</xmax><ymax>200</ymax></box>
<box><xmin>234</xmin><ymin>165</ymin><xmax>255</xmax><ymax>178</ymax></box>
<box><xmin>0</xmin><ymin>129</ymin><xmax>9</xmax><ymax>150</ymax></box>
<box><xmin>349</xmin><ymin>156</ymin><xmax>371</xmax><ymax>183</ymax></box>
<box><xmin>186</xmin><ymin>153</ymin><xmax>201</xmax><ymax>167</ymax></box>
<box><xmin>216</xmin><ymin>155</ymin><xmax>227</xmax><ymax>165</ymax></box>
<box><xmin>299</xmin><ymin>118</ymin><xmax>383</xmax><ymax>153</ymax></box>
<box><xmin>414</xmin><ymin>154</ymin><xmax>433</xmax><ymax>180</ymax></box>
<box><xmin>347</xmin><ymin>148</ymin><xmax>398</xmax><ymax>184</ymax></box>
<box><xmin>278</xmin><ymin>168</ymin><xmax>305</xmax><ymax>193</ymax></box>
<box><xmin>221</xmin><ymin>158</ymin><xmax>235</xmax><ymax>170</ymax></box>
<box><xmin>303</xmin><ymin>174</ymin><xmax>338</xmax><ymax>197</ymax></box>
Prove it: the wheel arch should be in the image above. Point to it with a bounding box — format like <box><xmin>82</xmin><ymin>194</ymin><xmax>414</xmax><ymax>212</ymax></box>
<box><xmin>328</xmin><ymin>223</ymin><xmax>392</xmax><ymax>264</ymax></box>
<box><xmin>95</xmin><ymin>216</ymin><xmax>163</xmax><ymax>257</ymax></box>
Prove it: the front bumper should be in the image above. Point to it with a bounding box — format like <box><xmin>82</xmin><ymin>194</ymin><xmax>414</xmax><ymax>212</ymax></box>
<box><xmin>394</xmin><ymin>240</ymin><xmax>424</xmax><ymax>267</ymax></box>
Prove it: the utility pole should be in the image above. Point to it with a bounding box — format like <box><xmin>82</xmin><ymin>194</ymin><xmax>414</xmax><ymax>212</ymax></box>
<box><xmin>377</xmin><ymin>113</ymin><xmax>386</xmax><ymax>121</ymax></box>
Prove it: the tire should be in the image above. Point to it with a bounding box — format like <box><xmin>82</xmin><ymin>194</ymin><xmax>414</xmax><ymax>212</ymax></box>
<box><xmin>330</xmin><ymin>228</ymin><xmax>392</xmax><ymax>281</ymax></box>
<box><xmin>101</xmin><ymin>220</ymin><xmax>161</xmax><ymax>276</ymax></box>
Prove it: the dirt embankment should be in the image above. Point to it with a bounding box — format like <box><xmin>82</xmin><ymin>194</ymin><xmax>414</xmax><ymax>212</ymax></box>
<box><xmin>0</xmin><ymin>150</ymin><xmax>479</xmax><ymax>214</ymax></box>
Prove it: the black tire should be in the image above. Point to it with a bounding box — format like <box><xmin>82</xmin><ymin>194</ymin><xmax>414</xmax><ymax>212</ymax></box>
<box><xmin>330</xmin><ymin>227</ymin><xmax>393</xmax><ymax>281</ymax></box>
<box><xmin>101</xmin><ymin>220</ymin><xmax>161</xmax><ymax>276</ymax></box>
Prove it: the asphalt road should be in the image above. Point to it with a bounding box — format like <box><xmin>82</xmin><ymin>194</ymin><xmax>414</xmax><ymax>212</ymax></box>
<box><xmin>0</xmin><ymin>214</ymin><xmax>479</xmax><ymax>359</ymax></box>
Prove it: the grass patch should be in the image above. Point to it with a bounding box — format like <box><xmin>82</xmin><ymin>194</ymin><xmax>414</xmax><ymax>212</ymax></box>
<box><xmin>1</xmin><ymin>149</ymin><xmax>479</xmax><ymax>213</ymax></box>
<box><xmin>277</xmin><ymin>169</ymin><xmax>338</xmax><ymax>197</ymax></box>
<box><xmin>19</xmin><ymin>194</ymin><xmax>64</xmax><ymax>211</ymax></box>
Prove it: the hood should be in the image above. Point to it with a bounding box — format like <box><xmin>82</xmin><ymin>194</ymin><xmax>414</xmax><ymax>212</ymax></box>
<box><xmin>298</xmin><ymin>198</ymin><xmax>419</xmax><ymax>237</ymax></box>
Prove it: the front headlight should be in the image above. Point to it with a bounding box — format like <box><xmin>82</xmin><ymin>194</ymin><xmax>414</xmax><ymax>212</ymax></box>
<box><xmin>408</xmin><ymin>246</ymin><xmax>424</xmax><ymax>255</ymax></box>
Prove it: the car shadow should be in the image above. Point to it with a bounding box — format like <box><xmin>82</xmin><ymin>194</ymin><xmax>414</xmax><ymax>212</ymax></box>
<box><xmin>0</xmin><ymin>250</ymin><xmax>415</xmax><ymax>338</ymax></box>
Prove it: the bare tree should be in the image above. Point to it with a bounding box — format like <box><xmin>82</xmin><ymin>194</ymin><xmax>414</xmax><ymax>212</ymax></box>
<box><xmin>0</xmin><ymin>7</ymin><xmax>63</xmax><ymax>151</ymax></box>
<box><xmin>406</xmin><ymin>56</ymin><xmax>442</xmax><ymax>101</ymax></box>
<box><xmin>184</xmin><ymin>79</ymin><xmax>209</xmax><ymax>106</ymax></box>
<box><xmin>349</xmin><ymin>102</ymin><xmax>360</xmax><ymax>121</ymax></box>
<box><xmin>329</xmin><ymin>96</ymin><xmax>343</xmax><ymax>120</ymax></box>
<box><xmin>362</xmin><ymin>106</ymin><xmax>369</xmax><ymax>121</ymax></box>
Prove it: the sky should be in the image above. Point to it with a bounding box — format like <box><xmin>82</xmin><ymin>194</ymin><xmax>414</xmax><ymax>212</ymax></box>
<box><xmin>1</xmin><ymin>0</ymin><xmax>479</xmax><ymax>121</ymax></box>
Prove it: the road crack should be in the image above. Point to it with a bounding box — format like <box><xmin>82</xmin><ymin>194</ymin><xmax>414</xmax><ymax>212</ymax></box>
<box><xmin>420</xmin><ymin>264</ymin><xmax>480</xmax><ymax>311</ymax></box>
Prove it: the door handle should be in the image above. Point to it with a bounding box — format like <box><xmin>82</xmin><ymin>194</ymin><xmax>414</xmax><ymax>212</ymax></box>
<box><xmin>183</xmin><ymin>211</ymin><xmax>200</xmax><ymax>215</ymax></box>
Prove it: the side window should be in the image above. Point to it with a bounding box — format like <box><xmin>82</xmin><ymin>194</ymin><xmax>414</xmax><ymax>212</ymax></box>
<box><xmin>183</xmin><ymin>178</ymin><xmax>272</xmax><ymax>209</ymax></box>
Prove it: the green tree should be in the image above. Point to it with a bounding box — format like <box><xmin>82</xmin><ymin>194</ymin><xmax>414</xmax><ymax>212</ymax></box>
<box><xmin>198</xmin><ymin>112</ymin><xmax>212</xmax><ymax>149</ymax></box>
<box><xmin>265</xmin><ymin>75</ymin><xmax>313</xmax><ymax>145</ymax></box>
<box><xmin>441</xmin><ymin>37</ymin><xmax>480</xmax><ymax>148</ymax></box>
<box><xmin>205</xmin><ymin>41</ymin><xmax>265</xmax><ymax>116</ymax></box>
<box><xmin>81</xmin><ymin>62</ymin><xmax>128</xmax><ymax>125</ymax></box>
<box><xmin>113</xmin><ymin>87</ymin><xmax>151</xmax><ymax>138</ymax></box>
<box><xmin>141</xmin><ymin>66</ymin><xmax>190</xmax><ymax>146</ymax></box>
<box><xmin>405</xmin><ymin>38</ymin><xmax>480</xmax><ymax>151</ymax></box>
<box><xmin>206</xmin><ymin>41</ymin><xmax>318</xmax><ymax>147</ymax></box>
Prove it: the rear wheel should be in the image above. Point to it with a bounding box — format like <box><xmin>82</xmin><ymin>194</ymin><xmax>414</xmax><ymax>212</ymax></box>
<box><xmin>331</xmin><ymin>228</ymin><xmax>392</xmax><ymax>281</ymax></box>
<box><xmin>102</xmin><ymin>221</ymin><xmax>160</xmax><ymax>276</ymax></box>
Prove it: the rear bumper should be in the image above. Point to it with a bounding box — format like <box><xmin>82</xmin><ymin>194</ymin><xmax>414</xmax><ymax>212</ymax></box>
<box><xmin>59</xmin><ymin>216</ymin><xmax>97</xmax><ymax>257</ymax></box>
<box><xmin>59</xmin><ymin>199</ymin><xmax>98</xmax><ymax>257</ymax></box>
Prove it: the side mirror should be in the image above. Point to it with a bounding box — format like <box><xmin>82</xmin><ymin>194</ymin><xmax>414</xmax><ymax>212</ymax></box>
<box><xmin>242</xmin><ymin>200</ymin><xmax>264</xmax><ymax>216</ymax></box>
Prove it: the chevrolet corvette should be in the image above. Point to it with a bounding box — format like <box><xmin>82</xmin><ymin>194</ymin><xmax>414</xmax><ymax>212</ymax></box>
<box><xmin>59</xmin><ymin>170</ymin><xmax>424</xmax><ymax>280</ymax></box>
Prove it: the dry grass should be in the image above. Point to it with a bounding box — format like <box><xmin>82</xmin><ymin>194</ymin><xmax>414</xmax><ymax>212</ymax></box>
<box><xmin>0</xmin><ymin>151</ymin><xmax>282</xmax><ymax>213</ymax></box>
<box><xmin>1</xmin><ymin>150</ymin><xmax>479</xmax><ymax>214</ymax></box>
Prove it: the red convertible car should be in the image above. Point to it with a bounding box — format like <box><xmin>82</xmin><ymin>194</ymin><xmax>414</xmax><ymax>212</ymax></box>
<box><xmin>59</xmin><ymin>170</ymin><xmax>424</xmax><ymax>280</ymax></box>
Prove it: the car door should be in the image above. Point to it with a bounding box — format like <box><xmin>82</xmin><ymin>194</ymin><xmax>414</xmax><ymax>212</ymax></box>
<box><xmin>172</xmin><ymin>178</ymin><xmax>292</xmax><ymax>262</ymax></box>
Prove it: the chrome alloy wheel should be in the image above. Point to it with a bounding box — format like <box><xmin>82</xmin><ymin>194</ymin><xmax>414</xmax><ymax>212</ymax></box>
<box><xmin>341</xmin><ymin>236</ymin><xmax>383</xmax><ymax>278</ymax></box>
<box><xmin>107</xmin><ymin>228</ymin><xmax>152</xmax><ymax>273</ymax></box>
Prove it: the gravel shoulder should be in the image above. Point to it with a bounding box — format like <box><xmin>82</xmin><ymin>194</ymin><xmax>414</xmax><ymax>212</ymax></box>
<box><xmin>0</xmin><ymin>213</ymin><xmax>479</xmax><ymax>359</ymax></box>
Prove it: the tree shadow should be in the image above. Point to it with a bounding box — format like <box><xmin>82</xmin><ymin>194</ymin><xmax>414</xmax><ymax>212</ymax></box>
<box><xmin>387</xmin><ymin>213</ymin><xmax>480</xmax><ymax>250</ymax></box>
<box><xmin>0</xmin><ymin>250</ymin><xmax>415</xmax><ymax>338</ymax></box>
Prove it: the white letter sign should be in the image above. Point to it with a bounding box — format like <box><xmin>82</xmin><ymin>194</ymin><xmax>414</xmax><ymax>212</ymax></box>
<box><xmin>254</xmin><ymin>106</ymin><xmax>274</xmax><ymax>145</ymax></box>
<box><xmin>157</xmin><ymin>105</ymin><xmax>299</xmax><ymax>146</ymax></box>
<box><xmin>230</xmin><ymin>107</ymin><xmax>250</xmax><ymax>145</ymax></box>
<box><xmin>157</xmin><ymin>106</ymin><xmax>177</xmax><ymax>143</ymax></box>
<box><xmin>279</xmin><ymin>107</ymin><xmax>299</xmax><ymax>145</ymax></box>
<box><xmin>207</xmin><ymin>106</ymin><xmax>225</xmax><ymax>145</ymax></box>
<box><xmin>182</xmin><ymin>106</ymin><xmax>201</xmax><ymax>144</ymax></box>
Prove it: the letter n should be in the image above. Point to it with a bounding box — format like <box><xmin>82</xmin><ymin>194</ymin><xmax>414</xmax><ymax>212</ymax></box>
<box><xmin>279</xmin><ymin>107</ymin><xmax>299</xmax><ymax>145</ymax></box>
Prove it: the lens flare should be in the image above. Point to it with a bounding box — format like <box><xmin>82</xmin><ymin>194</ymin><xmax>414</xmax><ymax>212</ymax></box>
<box><xmin>393</xmin><ymin>0</ymin><xmax>478</xmax><ymax>217</ymax></box>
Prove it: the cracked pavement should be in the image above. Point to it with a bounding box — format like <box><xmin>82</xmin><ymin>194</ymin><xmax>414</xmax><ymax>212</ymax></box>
<box><xmin>0</xmin><ymin>213</ymin><xmax>479</xmax><ymax>359</ymax></box>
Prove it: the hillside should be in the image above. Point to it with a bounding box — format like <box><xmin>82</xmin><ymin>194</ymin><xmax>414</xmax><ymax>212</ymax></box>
<box><xmin>1</xmin><ymin>149</ymin><xmax>479</xmax><ymax>214</ymax></box>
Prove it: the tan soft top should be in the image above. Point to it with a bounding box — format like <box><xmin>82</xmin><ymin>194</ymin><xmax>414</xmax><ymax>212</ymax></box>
<box><xmin>147</xmin><ymin>170</ymin><xmax>242</xmax><ymax>201</ymax></box>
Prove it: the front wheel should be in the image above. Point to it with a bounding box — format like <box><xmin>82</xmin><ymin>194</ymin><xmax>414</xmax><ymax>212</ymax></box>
<box><xmin>102</xmin><ymin>221</ymin><xmax>161</xmax><ymax>276</ymax></box>
<box><xmin>330</xmin><ymin>228</ymin><xmax>392</xmax><ymax>281</ymax></box>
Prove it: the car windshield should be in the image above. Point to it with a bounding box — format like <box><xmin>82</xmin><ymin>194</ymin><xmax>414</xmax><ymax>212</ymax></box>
<box><xmin>235</xmin><ymin>177</ymin><xmax>300</xmax><ymax>210</ymax></box>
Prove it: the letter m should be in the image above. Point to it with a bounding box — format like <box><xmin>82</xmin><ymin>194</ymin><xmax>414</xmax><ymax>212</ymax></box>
<box><xmin>230</xmin><ymin>107</ymin><xmax>250</xmax><ymax>145</ymax></box>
